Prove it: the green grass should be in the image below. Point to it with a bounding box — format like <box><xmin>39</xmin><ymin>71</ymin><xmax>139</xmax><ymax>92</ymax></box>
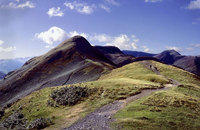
<box><xmin>113</xmin><ymin>61</ymin><xmax>200</xmax><ymax>130</ymax></box>
<box><xmin>2</xmin><ymin>61</ymin><xmax>200</xmax><ymax>130</ymax></box>
<box><xmin>151</xmin><ymin>61</ymin><xmax>200</xmax><ymax>86</ymax></box>
<box><xmin>2</xmin><ymin>62</ymin><xmax>167</xmax><ymax>129</ymax></box>
<box><xmin>100</xmin><ymin>62</ymin><xmax>169</xmax><ymax>84</ymax></box>
<box><xmin>114</xmin><ymin>89</ymin><xmax>200</xmax><ymax>130</ymax></box>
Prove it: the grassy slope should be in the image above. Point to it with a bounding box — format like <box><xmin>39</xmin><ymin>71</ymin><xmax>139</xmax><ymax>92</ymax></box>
<box><xmin>2</xmin><ymin>61</ymin><xmax>200</xmax><ymax>129</ymax></box>
<box><xmin>113</xmin><ymin>61</ymin><xmax>200</xmax><ymax>130</ymax></box>
<box><xmin>2</xmin><ymin>61</ymin><xmax>167</xmax><ymax>129</ymax></box>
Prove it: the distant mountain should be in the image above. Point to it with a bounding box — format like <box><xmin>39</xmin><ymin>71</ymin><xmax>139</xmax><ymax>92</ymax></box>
<box><xmin>154</xmin><ymin>50</ymin><xmax>184</xmax><ymax>64</ymax></box>
<box><xmin>155</xmin><ymin>50</ymin><xmax>200</xmax><ymax>76</ymax></box>
<box><xmin>122</xmin><ymin>49</ymin><xmax>200</xmax><ymax>76</ymax></box>
<box><xmin>0</xmin><ymin>57</ymin><xmax>31</xmax><ymax>74</ymax></box>
<box><xmin>123</xmin><ymin>50</ymin><xmax>156</xmax><ymax>57</ymax></box>
<box><xmin>0</xmin><ymin>71</ymin><xmax>5</xmax><ymax>79</ymax></box>
<box><xmin>0</xmin><ymin>36</ymin><xmax>115</xmax><ymax>107</ymax></box>
<box><xmin>95</xmin><ymin>46</ymin><xmax>135</xmax><ymax>67</ymax></box>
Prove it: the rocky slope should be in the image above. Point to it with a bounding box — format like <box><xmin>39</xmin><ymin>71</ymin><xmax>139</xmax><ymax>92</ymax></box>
<box><xmin>0</xmin><ymin>36</ymin><xmax>115</xmax><ymax>107</ymax></box>
<box><xmin>95</xmin><ymin>46</ymin><xmax>135</xmax><ymax>67</ymax></box>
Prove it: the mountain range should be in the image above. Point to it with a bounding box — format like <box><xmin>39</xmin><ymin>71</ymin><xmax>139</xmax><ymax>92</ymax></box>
<box><xmin>123</xmin><ymin>50</ymin><xmax>200</xmax><ymax>76</ymax></box>
<box><xmin>0</xmin><ymin>36</ymin><xmax>200</xmax><ymax>130</ymax></box>
<box><xmin>0</xmin><ymin>36</ymin><xmax>199</xmax><ymax>107</ymax></box>
<box><xmin>155</xmin><ymin>50</ymin><xmax>200</xmax><ymax>76</ymax></box>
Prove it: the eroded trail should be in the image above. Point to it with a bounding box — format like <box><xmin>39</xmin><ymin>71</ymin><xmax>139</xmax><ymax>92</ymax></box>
<box><xmin>64</xmin><ymin>88</ymin><xmax>167</xmax><ymax>130</ymax></box>
<box><xmin>64</xmin><ymin>61</ymin><xmax>180</xmax><ymax>130</ymax></box>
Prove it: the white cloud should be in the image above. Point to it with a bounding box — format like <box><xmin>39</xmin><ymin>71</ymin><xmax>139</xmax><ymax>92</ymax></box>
<box><xmin>0</xmin><ymin>41</ymin><xmax>16</xmax><ymax>52</ymax></box>
<box><xmin>35</xmin><ymin>27</ymin><xmax>141</xmax><ymax>50</ymax></box>
<box><xmin>0</xmin><ymin>46</ymin><xmax>16</xmax><ymax>52</ymax></box>
<box><xmin>47</xmin><ymin>7</ymin><xmax>64</xmax><ymax>17</ymax></box>
<box><xmin>89</xmin><ymin>34</ymin><xmax>111</xmax><ymax>43</ymax></box>
<box><xmin>187</xmin><ymin>0</ymin><xmax>200</xmax><ymax>10</ymax></box>
<box><xmin>45</xmin><ymin>45</ymin><xmax>54</xmax><ymax>49</ymax></box>
<box><xmin>1</xmin><ymin>1</ymin><xmax>35</xmax><ymax>9</ymax></box>
<box><xmin>64</xmin><ymin>2</ymin><xmax>94</xmax><ymax>14</ymax></box>
<box><xmin>191</xmin><ymin>43</ymin><xmax>200</xmax><ymax>47</ymax></box>
<box><xmin>106</xmin><ymin>34</ymin><xmax>139</xmax><ymax>50</ymax></box>
<box><xmin>64</xmin><ymin>2</ymin><xmax>74</xmax><ymax>10</ymax></box>
<box><xmin>142</xmin><ymin>46</ymin><xmax>151</xmax><ymax>52</ymax></box>
<box><xmin>166</xmin><ymin>46</ymin><xmax>182</xmax><ymax>52</ymax></box>
<box><xmin>145</xmin><ymin>0</ymin><xmax>162</xmax><ymax>3</ymax></box>
<box><xmin>88</xmin><ymin>34</ymin><xmax>139</xmax><ymax>50</ymax></box>
<box><xmin>99</xmin><ymin>4</ymin><xmax>111</xmax><ymax>12</ymax></box>
<box><xmin>68</xmin><ymin>31</ymin><xmax>89</xmax><ymax>39</ymax></box>
<box><xmin>35</xmin><ymin>26</ymin><xmax>67</xmax><ymax>45</ymax></box>
<box><xmin>0</xmin><ymin>40</ymin><xmax>4</xmax><ymax>45</ymax></box>
<box><xmin>104</xmin><ymin>0</ymin><xmax>119</xmax><ymax>6</ymax></box>
<box><xmin>0</xmin><ymin>40</ymin><xmax>16</xmax><ymax>52</ymax></box>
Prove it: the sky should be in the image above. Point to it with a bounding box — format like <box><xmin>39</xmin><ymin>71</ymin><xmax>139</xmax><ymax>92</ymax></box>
<box><xmin>0</xmin><ymin>0</ymin><xmax>200</xmax><ymax>59</ymax></box>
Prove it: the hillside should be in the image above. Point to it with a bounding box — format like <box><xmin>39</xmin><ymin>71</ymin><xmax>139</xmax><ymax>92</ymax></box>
<box><xmin>123</xmin><ymin>50</ymin><xmax>200</xmax><ymax>77</ymax></box>
<box><xmin>155</xmin><ymin>50</ymin><xmax>200</xmax><ymax>76</ymax></box>
<box><xmin>95</xmin><ymin>46</ymin><xmax>135</xmax><ymax>67</ymax></box>
<box><xmin>0</xmin><ymin>36</ymin><xmax>115</xmax><ymax>107</ymax></box>
<box><xmin>1</xmin><ymin>60</ymin><xmax>200</xmax><ymax>129</ymax></box>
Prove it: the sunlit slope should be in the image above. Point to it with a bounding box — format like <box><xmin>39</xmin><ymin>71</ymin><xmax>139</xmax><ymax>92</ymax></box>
<box><xmin>2</xmin><ymin>60</ymin><xmax>200</xmax><ymax>129</ymax></box>
<box><xmin>114</xmin><ymin>61</ymin><xmax>200</xmax><ymax>130</ymax></box>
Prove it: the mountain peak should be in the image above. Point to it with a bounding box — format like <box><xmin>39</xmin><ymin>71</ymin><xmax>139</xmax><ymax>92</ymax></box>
<box><xmin>0</xmin><ymin>36</ymin><xmax>116</xmax><ymax>107</ymax></box>
<box><xmin>164</xmin><ymin>50</ymin><xmax>181</xmax><ymax>56</ymax></box>
<box><xmin>155</xmin><ymin>50</ymin><xmax>183</xmax><ymax>64</ymax></box>
<box><xmin>60</xmin><ymin>35</ymin><xmax>89</xmax><ymax>46</ymax></box>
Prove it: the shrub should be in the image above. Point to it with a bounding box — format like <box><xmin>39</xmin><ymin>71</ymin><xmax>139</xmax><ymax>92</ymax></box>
<box><xmin>1</xmin><ymin>112</ymin><xmax>28</xmax><ymax>130</ymax></box>
<box><xmin>0</xmin><ymin>108</ymin><xmax>4</xmax><ymax>119</ymax></box>
<box><xmin>28</xmin><ymin>118</ymin><xmax>52</xmax><ymax>129</ymax></box>
<box><xmin>0</xmin><ymin>112</ymin><xmax>52</xmax><ymax>130</ymax></box>
<box><xmin>48</xmin><ymin>86</ymin><xmax>90</xmax><ymax>106</ymax></box>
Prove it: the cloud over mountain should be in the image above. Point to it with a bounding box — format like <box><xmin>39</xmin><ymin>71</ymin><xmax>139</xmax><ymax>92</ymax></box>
<box><xmin>34</xmin><ymin>26</ymin><xmax>143</xmax><ymax>51</ymax></box>
<box><xmin>35</xmin><ymin>27</ymin><xmax>67</xmax><ymax>45</ymax></box>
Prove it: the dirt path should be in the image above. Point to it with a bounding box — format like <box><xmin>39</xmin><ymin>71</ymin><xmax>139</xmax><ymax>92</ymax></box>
<box><xmin>63</xmin><ymin>88</ymin><xmax>167</xmax><ymax>130</ymax></box>
<box><xmin>64</xmin><ymin>61</ymin><xmax>181</xmax><ymax>130</ymax></box>
<box><xmin>140</xmin><ymin>60</ymin><xmax>181</xmax><ymax>86</ymax></box>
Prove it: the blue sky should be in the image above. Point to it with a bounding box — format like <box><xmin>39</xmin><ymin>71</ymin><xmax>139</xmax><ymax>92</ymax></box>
<box><xmin>0</xmin><ymin>0</ymin><xmax>200</xmax><ymax>59</ymax></box>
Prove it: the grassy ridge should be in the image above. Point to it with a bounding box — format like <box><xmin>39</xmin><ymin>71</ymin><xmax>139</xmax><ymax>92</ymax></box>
<box><xmin>2</xmin><ymin>61</ymin><xmax>200</xmax><ymax>129</ymax></box>
<box><xmin>113</xmin><ymin>61</ymin><xmax>200</xmax><ymax>130</ymax></box>
<box><xmin>2</xmin><ymin>62</ymin><xmax>166</xmax><ymax>129</ymax></box>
